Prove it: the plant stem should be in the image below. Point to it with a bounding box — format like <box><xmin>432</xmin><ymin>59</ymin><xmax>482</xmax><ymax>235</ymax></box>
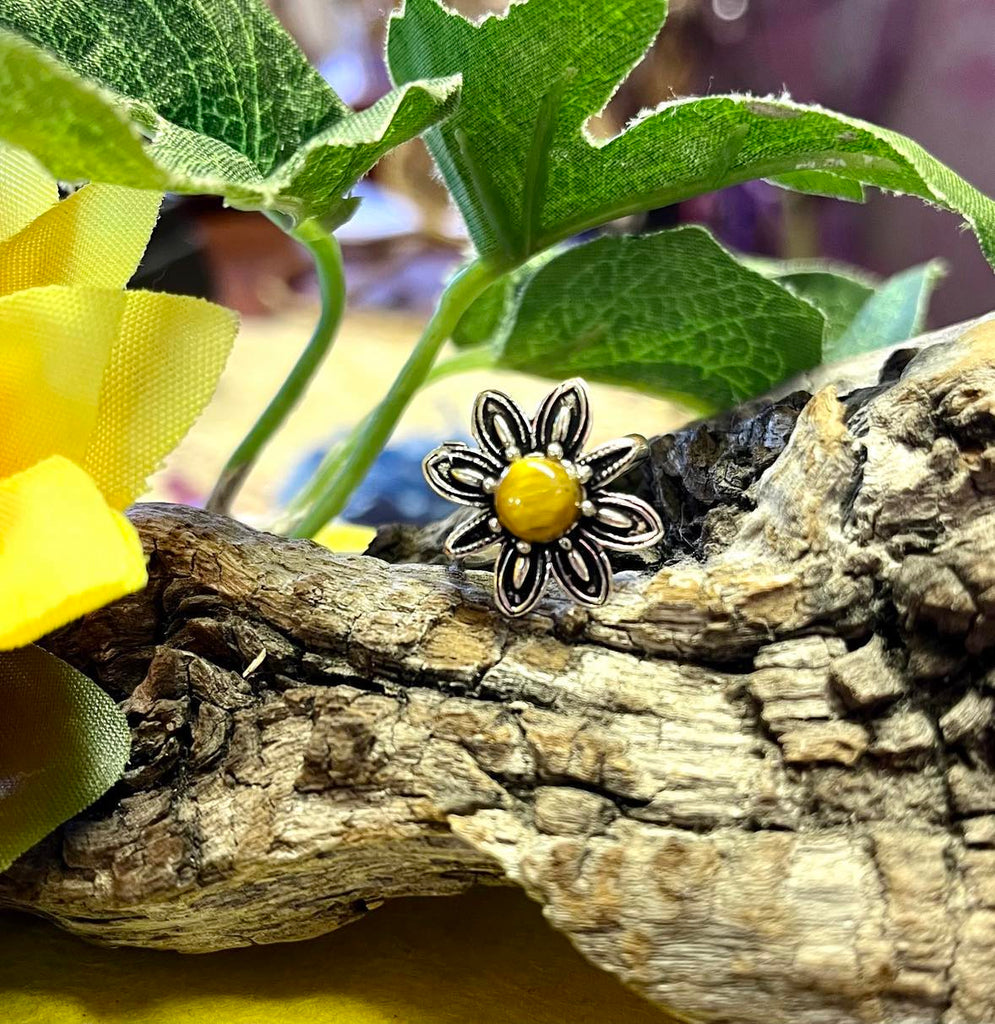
<box><xmin>274</xmin><ymin>346</ymin><xmax>498</xmax><ymax>533</ymax></box>
<box><xmin>424</xmin><ymin>345</ymin><xmax>499</xmax><ymax>384</ymax></box>
<box><xmin>288</xmin><ymin>259</ymin><xmax>500</xmax><ymax>538</ymax></box>
<box><xmin>206</xmin><ymin>217</ymin><xmax>346</xmax><ymax>515</ymax></box>
<box><xmin>271</xmin><ymin>417</ymin><xmax>366</xmax><ymax>534</ymax></box>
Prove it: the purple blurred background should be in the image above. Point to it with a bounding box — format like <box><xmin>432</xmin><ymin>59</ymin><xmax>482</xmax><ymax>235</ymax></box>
<box><xmin>681</xmin><ymin>0</ymin><xmax>995</xmax><ymax>326</ymax></box>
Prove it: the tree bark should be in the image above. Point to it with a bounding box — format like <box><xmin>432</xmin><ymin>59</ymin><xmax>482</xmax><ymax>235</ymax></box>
<box><xmin>4</xmin><ymin>317</ymin><xmax>995</xmax><ymax>1024</ymax></box>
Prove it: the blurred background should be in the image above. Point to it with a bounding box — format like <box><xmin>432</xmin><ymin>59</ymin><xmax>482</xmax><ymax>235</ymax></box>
<box><xmin>141</xmin><ymin>0</ymin><xmax>995</xmax><ymax>529</ymax></box>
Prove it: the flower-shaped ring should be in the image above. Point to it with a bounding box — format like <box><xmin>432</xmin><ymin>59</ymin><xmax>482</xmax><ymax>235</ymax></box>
<box><xmin>422</xmin><ymin>378</ymin><xmax>664</xmax><ymax>616</ymax></box>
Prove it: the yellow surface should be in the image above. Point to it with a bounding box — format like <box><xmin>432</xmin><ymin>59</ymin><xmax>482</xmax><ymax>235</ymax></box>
<box><xmin>0</xmin><ymin>457</ymin><xmax>146</xmax><ymax>650</ymax></box>
<box><xmin>313</xmin><ymin>520</ymin><xmax>378</xmax><ymax>552</ymax></box>
<box><xmin>0</xmin><ymin>888</ymin><xmax>672</xmax><ymax>1024</ymax></box>
<box><xmin>495</xmin><ymin>456</ymin><xmax>581</xmax><ymax>542</ymax></box>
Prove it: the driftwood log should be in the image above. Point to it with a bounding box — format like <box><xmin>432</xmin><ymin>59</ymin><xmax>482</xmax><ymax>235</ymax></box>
<box><xmin>4</xmin><ymin>316</ymin><xmax>995</xmax><ymax>1024</ymax></box>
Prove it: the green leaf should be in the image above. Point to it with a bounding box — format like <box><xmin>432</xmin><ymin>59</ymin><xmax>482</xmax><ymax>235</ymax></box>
<box><xmin>0</xmin><ymin>32</ymin><xmax>165</xmax><ymax>190</ymax></box>
<box><xmin>0</xmin><ymin>645</ymin><xmax>130</xmax><ymax>871</ymax></box>
<box><xmin>777</xmin><ymin>269</ymin><xmax>874</xmax><ymax>344</ymax></box>
<box><xmin>452</xmin><ymin>247</ymin><xmax>564</xmax><ymax>348</ymax></box>
<box><xmin>388</xmin><ymin>0</ymin><xmax>666</xmax><ymax>260</ymax></box>
<box><xmin>745</xmin><ymin>259</ymin><xmax>879</xmax><ymax>343</ymax></box>
<box><xmin>452</xmin><ymin>275</ymin><xmax>512</xmax><ymax>349</ymax></box>
<box><xmin>743</xmin><ymin>255</ymin><xmax>944</xmax><ymax>358</ymax></box>
<box><xmin>828</xmin><ymin>260</ymin><xmax>946</xmax><ymax>361</ymax></box>
<box><xmin>768</xmin><ymin>170</ymin><xmax>866</xmax><ymax>202</ymax></box>
<box><xmin>491</xmin><ymin>226</ymin><xmax>825</xmax><ymax>411</ymax></box>
<box><xmin>0</xmin><ymin>1</ymin><xmax>461</xmax><ymax>223</ymax></box>
<box><xmin>388</xmin><ymin>0</ymin><xmax>995</xmax><ymax>267</ymax></box>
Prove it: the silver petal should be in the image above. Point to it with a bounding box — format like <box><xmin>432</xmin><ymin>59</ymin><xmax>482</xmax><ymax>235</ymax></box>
<box><xmin>472</xmin><ymin>390</ymin><xmax>533</xmax><ymax>462</ymax></box>
<box><xmin>512</xmin><ymin>552</ymin><xmax>531</xmax><ymax>591</ymax></box>
<box><xmin>551</xmin><ymin>533</ymin><xmax>611</xmax><ymax>606</ymax></box>
<box><xmin>451</xmin><ymin>465</ymin><xmax>486</xmax><ymax>488</ymax></box>
<box><xmin>576</xmin><ymin>434</ymin><xmax>649</xmax><ymax>490</ymax></box>
<box><xmin>585</xmin><ymin>493</ymin><xmax>664</xmax><ymax>551</ymax></box>
<box><xmin>567</xmin><ymin>546</ymin><xmax>591</xmax><ymax>583</ymax></box>
<box><xmin>423</xmin><ymin>443</ymin><xmax>504</xmax><ymax>506</ymax></box>
<box><xmin>494</xmin><ymin>543</ymin><xmax>549</xmax><ymax>617</ymax></box>
<box><xmin>597</xmin><ymin>505</ymin><xmax>632</xmax><ymax>530</ymax></box>
<box><xmin>445</xmin><ymin>510</ymin><xmax>503</xmax><ymax>558</ymax></box>
<box><xmin>533</xmin><ymin>379</ymin><xmax>592</xmax><ymax>460</ymax></box>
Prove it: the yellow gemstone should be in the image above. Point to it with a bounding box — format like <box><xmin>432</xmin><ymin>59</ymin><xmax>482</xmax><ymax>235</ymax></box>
<box><xmin>494</xmin><ymin>456</ymin><xmax>582</xmax><ymax>543</ymax></box>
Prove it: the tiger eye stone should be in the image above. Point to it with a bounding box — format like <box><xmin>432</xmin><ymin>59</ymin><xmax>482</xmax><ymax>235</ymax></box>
<box><xmin>494</xmin><ymin>457</ymin><xmax>582</xmax><ymax>542</ymax></box>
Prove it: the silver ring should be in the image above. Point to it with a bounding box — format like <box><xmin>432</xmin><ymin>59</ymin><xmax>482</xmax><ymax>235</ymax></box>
<box><xmin>422</xmin><ymin>379</ymin><xmax>663</xmax><ymax>616</ymax></box>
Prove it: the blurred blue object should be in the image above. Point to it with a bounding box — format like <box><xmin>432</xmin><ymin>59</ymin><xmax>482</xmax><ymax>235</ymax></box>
<box><xmin>282</xmin><ymin>435</ymin><xmax>468</xmax><ymax>527</ymax></box>
<box><xmin>336</xmin><ymin>180</ymin><xmax>421</xmax><ymax>244</ymax></box>
<box><xmin>319</xmin><ymin>47</ymin><xmax>369</xmax><ymax>105</ymax></box>
<box><xmin>316</xmin><ymin>15</ymin><xmax>378</xmax><ymax>107</ymax></box>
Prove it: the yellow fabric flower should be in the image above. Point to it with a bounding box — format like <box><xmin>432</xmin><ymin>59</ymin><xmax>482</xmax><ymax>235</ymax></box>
<box><xmin>0</xmin><ymin>144</ymin><xmax>238</xmax><ymax>649</ymax></box>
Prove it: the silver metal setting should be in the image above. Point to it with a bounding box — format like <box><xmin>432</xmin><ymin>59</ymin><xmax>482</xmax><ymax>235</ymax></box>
<box><xmin>597</xmin><ymin>506</ymin><xmax>631</xmax><ymax>529</ymax></box>
<box><xmin>424</xmin><ymin>379</ymin><xmax>663</xmax><ymax>617</ymax></box>
<box><xmin>568</xmin><ymin>547</ymin><xmax>591</xmax><ymax>583</ymax></box>
<box><xmin>451</xmin><ymin>466</ymin><xmax>485</xmax><ymax>488</ymax></box>
<box><xmin>444</xmin><ymin>509</ymin><xmax>498</xmax><ymax>558</ymax></box>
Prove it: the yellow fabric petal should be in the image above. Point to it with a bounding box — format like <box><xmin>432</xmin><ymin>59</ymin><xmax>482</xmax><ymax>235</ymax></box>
<box><xmin>0</xmin><ymin>455</ymin><xmax>147</xmax><ymax>650</ymax></box>
<box><xmin>0</xmin><ymin>182</ymin><xmax>162</xmax><ymax>296</ymax></box>
<box><xmin>0</xmin><ymin>285</ymin><xmax>237</xmax><ymax>507</ymax></box>
<box><xmin>0</xmin><ymin>285</ymin><xmax>112</xmax><ymax>479</ymax></box>
<box><xmin>84</xmin><ymin>289</ymin><xmax>238</xmax><ymax>509</ymax></box>
<box><xmin>0</xmin><ymin>141</ymin><xmax>57</xmax><ymax>243</ymax></box>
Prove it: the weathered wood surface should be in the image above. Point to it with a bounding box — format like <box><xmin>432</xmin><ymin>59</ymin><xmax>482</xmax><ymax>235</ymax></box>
<box><xmin>4</xmin><ymin>317</ymin><xmax>995</xmax><ymax>1024</ymax></box>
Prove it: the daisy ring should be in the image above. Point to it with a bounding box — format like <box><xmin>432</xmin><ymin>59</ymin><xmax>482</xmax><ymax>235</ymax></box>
<box><xmin>422</xmin><ymin>378</ymin><xmax>664</xmax><ymax>616</ymax></box>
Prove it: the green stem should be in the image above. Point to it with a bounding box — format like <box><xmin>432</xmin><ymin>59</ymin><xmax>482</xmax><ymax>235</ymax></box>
<box><xmin>206</xmin><ymin>217</ymin><xmax>347</xmax><ymax>515</ymax></box>
<box><xmin>288</xmin><ymin>259</ymin><xmax>500</xmax><ymax>539</ymax></box>
<box><xmin>271</xmin><ymin>416</ymin><xmax>366</xmax><ymax>534</ymax></box>
<box><xmin>424</xmin><ymin>346</ymin><xmax>499</xmax><ymax>384</ymax></box>
<box><xmin>274</xmin><ymin>347</ymin><xmax>497</xmax><ymax>534</ymax></box>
